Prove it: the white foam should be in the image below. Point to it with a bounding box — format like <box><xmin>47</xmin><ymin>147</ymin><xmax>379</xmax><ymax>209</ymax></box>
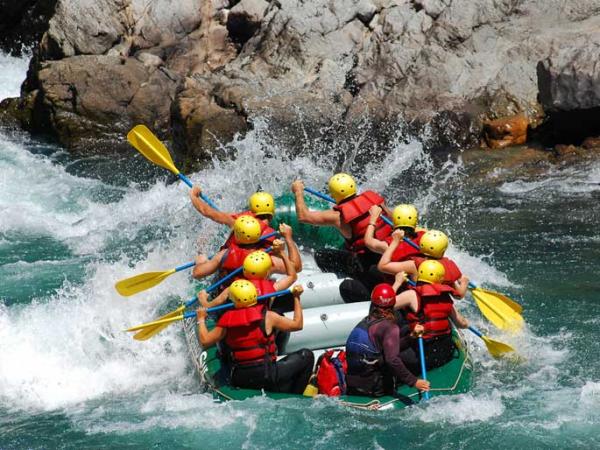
<box><xmin>498</xmin><ymin>161</ymin><xmax>600</xmax><ymax>197</ymax></box>
<box><xmin>414</xmin><ymin>392</ymin><xmax>505</xmax><ymax>423</ymax></box>
<box><xmin>0</xmin><ymin>51</ymin><xmax>30</xmax><ymax>101</ymax></box>
<box><xmin>0</xmin><ymin>253</ymin><xmax>195</xmax><ymax>412</ymax></box>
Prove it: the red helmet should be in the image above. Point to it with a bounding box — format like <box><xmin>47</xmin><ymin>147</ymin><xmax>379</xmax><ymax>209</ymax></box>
<box><xmin>370</xmin><ymin>283</ymin><xmax>396</xmax><ymax>308</ymax></box>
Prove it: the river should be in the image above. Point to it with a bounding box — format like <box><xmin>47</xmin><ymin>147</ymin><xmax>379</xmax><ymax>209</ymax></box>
<box><xmin>1</xmin><ymin>51</ymin><xmax>599</xmax><ymax>449</ymax></box>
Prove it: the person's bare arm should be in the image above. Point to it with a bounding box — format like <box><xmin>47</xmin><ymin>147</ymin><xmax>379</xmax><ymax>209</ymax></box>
<box><xmin>189</xmin><ymin>186</ymin><xmax>235</xmax><ymax>226</ymax></box>
<box><xmin>196</xmin><ymin>307</ymin><xmax>226</xmax><ymax>347</ymax></box>
<box><xmin>267</xmin><ymin>285</ymin><xmax>304</xmax><ymax>332</ymax></box>
<box><xmin>279</xmin><ymin>223</ymin><xmax>302</xmax><ymax>272</ymax></box>
<box><xmin>364</xmin><ymin>205</ymin><xmax>389</xmax><ymax>254</ymax></box>
<box><xmin>392</xmin><ymin>271</ymin><xmax>407</xmax><ymax>292</ymax></box>
<box><xmin>378</xmin><ymin>229</ymin><xmax>407</xmax><ymax>274</ymax></box>
<box><xmin>291</xmin><ymin>180</ymin><xmax>343</xmax><ymax>227</ymax></box>
<box><xmin>453</xmin><ymin>275</ymin><xmax>469</xmax><ymax>298</ymax></box>
<box><xmin>394</xmin><ymin>289</ymin><xmax>418</xmax><ymax>312</ymax></box>
<box><xmin>450</xmin><ymin>306</ymin><xmax>469</xmax><ymax>328</ymax></box>
<box><xmin>191</xmin><ymin>249</ymin><xmax>225</xmax><ymax>279</ymax></box>
<box><xmin>197</xmin><ymin>288</ymin><xmax>229</xmax><ymax>308</ymax></box>
<box><xmin>272</xmin><ymin>239</ymin><xmax>297</xmax><ymax>291</ymax></box>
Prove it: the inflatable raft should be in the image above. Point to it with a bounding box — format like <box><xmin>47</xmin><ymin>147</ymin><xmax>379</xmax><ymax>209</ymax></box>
<box><xmin>182</xmin><ymin>193</ymin><xmax>473</xmax><ymax>410</ymax></box>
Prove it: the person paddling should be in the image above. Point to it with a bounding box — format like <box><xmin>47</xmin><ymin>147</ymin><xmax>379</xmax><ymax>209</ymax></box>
<box><xmin>198</xmin><ymin>245</ymin><xmax>297</xmax><ymax>313</ymax></box>
<box><xmin>190</xmin><ymin>186</ymin><xmax>275</xmax><ymax>229</ymax></box>
<box><xmin>192</xmin><ymin>217</ymin><xmax>301</xmax><ymax>282</ymax></box>
<box><xmin>291</xmin><ymin>175</ymin><xmax>392</xmax><ymax>302</ymax></box>
<box><xmin>364</xmin><ymin>204</ymin><xmax>425</xmax><ymax>258</ymax></box>
<box><xmin>346</xmin><ymin>283</ymin><xmax>430</xmax><ymax>397</ymax></box>
<box><xmin>197</xmin><ymin>281</ymin><xmax>314</xmax><ymax>394</ymax></box>
<box><xmin>394</xmin><ymin>260</ymin><xmax>470</xmax><ymax>372</ymax></box>
<box><xmin>379</xmin><ymin>229</ymin><xmax>467</xmax><ymax>289</ymax></box>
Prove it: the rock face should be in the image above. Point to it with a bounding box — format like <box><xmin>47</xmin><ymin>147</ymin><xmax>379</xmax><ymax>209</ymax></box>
<box><xmin>3</xmin><ymin>0</ymin><xmax>600</xmax><ymax>159</ymax></box>
<box><xmin>0</xmin><ymin>0</ymin><xmax>57</xmax><ymax>56</ymax></box>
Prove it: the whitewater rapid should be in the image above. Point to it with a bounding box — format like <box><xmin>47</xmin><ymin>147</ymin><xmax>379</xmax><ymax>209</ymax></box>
<box><xmin>2</xmin><ymin>50</ymin><xmax>599</xmax><ymax>449</ymax></box>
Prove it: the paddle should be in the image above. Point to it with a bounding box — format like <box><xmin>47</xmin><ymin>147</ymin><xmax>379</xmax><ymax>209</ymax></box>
<box><xmin>131</xmin><ymin>246</ymin><xmax>275</xmax><ymax>340</ymax></box>
<box><xmin>303</xmin><ymin>186</ymin><xmax>524</xmax><ymax>332</ymax></box>
<box><xmin>126</xmin><ymin>289</ymin><xmax>293</xmax><ymax>335</ymax></box>
<box><xmin>468</xmin><ymin>326</ymin><xmax>515</xmax><ymax>359</ymax></box>
<box><xmin>418</xmin><ymin>336</ymin><xmax>430</xmax><ymax>401</ymax></box>
<box><xmin>115</xmin><ymin>231</ymin><xmax>279</xmax><ymax>297</ymax></box>
<box><xmin>405</xmin><ymin>279</ymin><xmax>515</xmax><ymax>359</ymax></box>
<box><xmin>127</xmin><ymin>124</ymin><xmax>219</xmax><ymax>209</ymax></box>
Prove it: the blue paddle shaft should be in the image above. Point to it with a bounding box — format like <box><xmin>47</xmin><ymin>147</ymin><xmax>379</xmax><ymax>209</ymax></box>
<box><xmin>177</xmin><ymin>173</ymin><xmax>220</xmax><ymax>210</ymax></box>
<box><xmin>468</xmin><ymin>326</ymin><xmax>483</xmax><ymax>338</ymax></box>
<box><xmin>183</xmin><ymin>245</ymin><xmax>275</xmax><ymax>309</ymax></box>
<box><xmin>303</xmin><ymin>187</ymin><xmax>335</xmax><ymax>203</ymax></box>
<box><xmin>418</xmin><ymin>336</ymin><xmax>430</xmax><ymax>400</ymax></box>
<box><xmin>175</xmin><ymin>261</ymin><xmax>196</xmax><ymax>272</ymax></box>
<box><xmin>184</xmin><ymin>289</ymin><xmax>293</xmax><ymax>318</ymax></box>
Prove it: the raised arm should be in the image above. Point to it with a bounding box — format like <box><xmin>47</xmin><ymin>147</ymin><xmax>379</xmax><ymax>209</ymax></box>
<box><xmin>189</xmin><ymin>186</ymin><xmax>235</xmax><ymax>226</ymax></box>
<box><xmin>197</xmin><ymin>288</ymin><xmax>229</xmax><ymax>308</ymax></box>
<box><xmin>377</xmin><ymin>229</ymin><xmax>406</xmax><ymax>274</ymax></box>
<box><xmin>272</xmin><ymin>239</ymin><xmax>298</xmax><ymax>291</ymax></box>
<box><xmin>191</xmin><ymin>249</ymin><xmax>226</xmax><ymax>279</ymax></box>
<box><xmin>196</xmin><ymin>307</ymin><xmax>226</xmax><ymax>347</ymax></box>
<box><xmin>291</xmin><ymin>180</ymin><xmax>343</xmax><ymax>227</ymax></box>
<box><xmin>364</xmin><ymin>205</ymin><xmax>389</xmax><ymax>254</ymax></box>
<box><xmin>267</xmin><ymin>285</ymin><xmax>304</xmax><ymax>332</ymax></box>
<box><xmin>278</xmin><ymin>223</ymin><xmax>302</xmax><ymax>272</ymax></box>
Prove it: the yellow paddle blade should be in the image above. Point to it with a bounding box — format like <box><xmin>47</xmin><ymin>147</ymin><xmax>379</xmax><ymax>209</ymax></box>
<box><xmin>115</xmin><ymin>269</ymin><xmax>176</xmax><ymax>297</ymax></box>
<box><xmin>475</xmin><ymin>287</ymin><xmax>523</xmax><ymax>313</ymax></box>
<box><xmin>126</xmin><ymin>312</ymin><xmax>184</xmax><ymax>333</ymax></box>
<box><xmin>472</xmin><ymin>288</ymin><xmax>524</xmax><ymax>333</ymax></box>
<box><xmin>133</xmin><ymin>305</ymin><xmax>186</xmax><ymax>341</ymax></box>
<box><xmin>481</xmin><ymin>335</ymin><xmax>515</xmax><ymax>359</ymax></box>
<box><xmin>127</xmin><ymin>125</ymin><xmax>179</xmax><ymax>175</ymax></box>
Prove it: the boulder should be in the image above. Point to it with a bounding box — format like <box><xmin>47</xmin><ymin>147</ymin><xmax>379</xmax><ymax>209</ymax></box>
<box><xmin>27</xmin><ymin>55</ymin><xmax>178</xmax><ymax>151</ymax></box>
<box><xmin>483</xmin><ymin>114</ymin><xmax>529</xmax><ymax>149</ymax></box>
<box><xmin>537</xmin><ymin>36</ymin><xmax>600</xmax><ymax>112</ymax></box>
<box><xmin>5</xmin><ymin>0</ymin><xmax>600</xmax><ymax>159</ymax></box>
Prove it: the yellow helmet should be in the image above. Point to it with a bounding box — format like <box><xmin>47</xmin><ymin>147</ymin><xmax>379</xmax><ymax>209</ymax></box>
<box><xmin>328</xmin><ymin>173</ymin><xmax>357</xmax><ymax>203</ymax></box>
<box><xmin>243</xmin><ymin>250</ymin><xmax>272</xmax><ymax>279</ymax></box>
<box><xmin>248</xmin><ymin>191</ymin><xmax>275</xmax><ymax>217</ymax></box>
<box><xmin>417</xmin><ymin>260</ymin><xmax>445</xmax><ymax>284</ymax></box>
<box><xmin>419</xmin><ymin>230</ymin><xmax>449</xmax><ymax>259</ymax></box>
<box><xmin>392</xmin><ymin>204</ymin><xmax>418</xmax><ymax>229</ymax></box>
<box><xmin>229</xmin><ymin>279</ymin><xmax>258</xmax><ymax>308</ymax></box>
<box><xmin>233</xmin><ymin>215</ymin><xmax>262</xmax><ymax>245</ymax></box>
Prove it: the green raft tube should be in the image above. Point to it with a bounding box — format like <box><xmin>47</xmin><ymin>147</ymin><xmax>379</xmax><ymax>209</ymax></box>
<box><xmin>182</xmin><ymin>193</ymin><xmax>473</xmax><ymax>410</ymax></box>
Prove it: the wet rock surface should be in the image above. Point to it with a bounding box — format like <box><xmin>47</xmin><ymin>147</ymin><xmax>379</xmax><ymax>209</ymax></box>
<box><xmin>2</xmin><ymin>0</ymin><xmax>600</xmax><ymax>160</ymax></box>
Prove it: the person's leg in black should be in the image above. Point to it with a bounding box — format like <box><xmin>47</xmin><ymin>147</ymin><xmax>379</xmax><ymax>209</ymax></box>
<box><xmin>314</xmin><ymin>249</ymin><xmax>356</xmax><ymax>275</ymax></box>
<box><xmin>230</xmin><ymin>363</ymin><xmax>269</xmax><ymax>390</ymax></box>
<box><xmin>272</xmin><ymin>349</ymin><xmax>315</xmax><ymax>394</ymax></box>
<box><xmin>399</xmin><ymin>344</ymin><xmax>420</xmax><ymax>376</ymax></box>
<box><xmin>424</xmin><ymin>335</ymin><xmax>456</xmax><ymax>370</ymax></box>
<box><xmin>339</xmin><ymin>278</ymin><xmax>370</xmax><ymax>303</ymax></box>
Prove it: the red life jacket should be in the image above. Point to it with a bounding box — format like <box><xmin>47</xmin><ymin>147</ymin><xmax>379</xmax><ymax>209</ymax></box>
<box><xmin>219</xmin><ymin>242</ymin><xmax>275</xmax><ymax>274</ymax></box>
<box><xmin>410</xmin><ymin>256</ymin><xmax>463</xmax><ymax>284</ymax></box>
<box><xmin>386</xmin><ymin>230</ymin><xmax>426</xmax><ymax>262</ymax></box>
<box><xmin>406</xmin><ymin>283</ymin><xmax>456</xmax><ymax>339</ymax></box>
<box><xmin>217</xmin><ymin>304</ymin><xmax>277</xmax><ymax>365</ymax></box>
<box><xmin>221</xmin><ymin>210</ymin><xmax>276</xmax><ymax>250</ymax></box>
<box><xmin>249</xmin><ymin>278</ymin><xmax>276</xmax><ymax>296</ymax></box>
<box><xmin>333</xmin><ymin>191</ymin><xmax>392</xmax><ymax>253</ymax></box>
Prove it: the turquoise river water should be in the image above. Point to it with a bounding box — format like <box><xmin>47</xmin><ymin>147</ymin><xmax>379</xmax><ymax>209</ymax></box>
<box><xmin>1</xmin><ymin>51</ymin><xmax>599</xmax><ymax>449</ymax></box>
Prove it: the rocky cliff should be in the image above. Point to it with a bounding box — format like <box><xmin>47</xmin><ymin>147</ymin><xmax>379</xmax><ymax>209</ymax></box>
<box><xmin>2</xmin><ymin>0</ymin><xmax>600</xmax><ymax>162</ymax></box>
